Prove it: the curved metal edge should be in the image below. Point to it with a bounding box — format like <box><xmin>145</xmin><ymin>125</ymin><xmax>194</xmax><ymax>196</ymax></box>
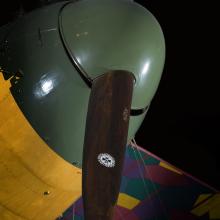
<box><xmin>58</xmin><ymin>1</ymin><xmax>148</xmax><ymax>116</ymax></box>
<box><xmin>58</xmin><ymin>1</ymin><xmax>93</xmax><ymax>88</ymax></box>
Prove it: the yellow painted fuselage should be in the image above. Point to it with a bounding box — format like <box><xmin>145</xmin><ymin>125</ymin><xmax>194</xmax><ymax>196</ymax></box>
<box><xmin>0</xmin><ymin>73</ymin><xmax>82</xmax><ymax>220</ymax></box>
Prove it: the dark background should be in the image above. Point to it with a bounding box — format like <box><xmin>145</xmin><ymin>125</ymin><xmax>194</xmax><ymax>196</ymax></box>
<box><xmin>135</xmin><ymin>0</ymin><xmax>219</xmax><ymax>189</ymax></box>
<box><xmin>0</xmin><ymin>0</ymin><xmax>219</xmax><ymax>189</ymax></box>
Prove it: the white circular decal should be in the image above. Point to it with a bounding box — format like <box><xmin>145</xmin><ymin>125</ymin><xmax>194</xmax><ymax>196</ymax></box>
<box><xmin>97</xmin><ymin>153</ymin><xmax>115</xmax><ymax>168</ymax></box>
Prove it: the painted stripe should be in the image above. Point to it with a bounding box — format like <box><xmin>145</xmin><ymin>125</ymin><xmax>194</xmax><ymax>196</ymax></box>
<box><xmin>117</xmin><ymin>193</ymin><xmax>140</xmax><ymax>210</ymax></box>
<box><xmin>159</xmin><ymin>161</ymin><xmax>182</xmax><ymax>175</ymax></box>
<box><xmin>191</xmin><ymin>194</ymin><xmax>220</xmax><ymax>219</ymax></box>
<box><xmin>194</xmin><ymin>194</ymin><xmax>213</xmax><ymax>207</ymax></box>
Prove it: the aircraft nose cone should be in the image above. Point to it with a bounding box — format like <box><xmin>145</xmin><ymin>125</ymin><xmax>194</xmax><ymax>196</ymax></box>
<box><xmin>59</xmin><ymin>0</ymin><xmax>165</xmax><ymax>109</ymax></box>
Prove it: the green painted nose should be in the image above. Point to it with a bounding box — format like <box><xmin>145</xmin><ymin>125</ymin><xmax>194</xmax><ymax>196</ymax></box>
<box><xmin>0</xmin><ymin>0</ymin><xmax>165</xmax><ymax>166</ymax></box>
<box><xmin>60</xmin><ymin>0</ymin><xmax>165</xmax><ymax>109</ymax></box>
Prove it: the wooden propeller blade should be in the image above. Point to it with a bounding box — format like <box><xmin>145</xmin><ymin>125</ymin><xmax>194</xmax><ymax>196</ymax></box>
<box><xmin>82</xmin><ymin>70</ymin><xmax>134</xmax><ymax>220</ymax></box>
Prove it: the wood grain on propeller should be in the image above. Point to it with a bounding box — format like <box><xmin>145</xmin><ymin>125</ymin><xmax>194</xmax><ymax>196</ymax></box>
<box><xmin>82</xmin><ymin>71</ymin><xmax>134</xmax><ymax>220</ymax></box>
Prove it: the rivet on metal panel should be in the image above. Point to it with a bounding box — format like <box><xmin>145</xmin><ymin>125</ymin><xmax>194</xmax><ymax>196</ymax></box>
<box><xmin>43</xmin><ymin>191</ymin><xmax>51</xmax><ymax>196</ymax></box>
